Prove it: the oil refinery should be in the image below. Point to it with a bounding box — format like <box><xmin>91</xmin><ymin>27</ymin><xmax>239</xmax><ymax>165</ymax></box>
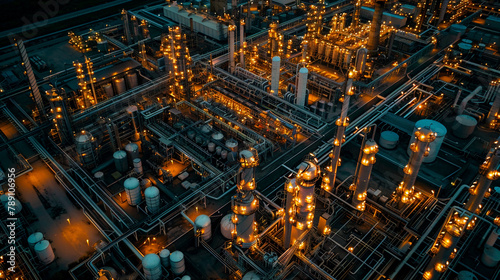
<box><xmin>1</xmin><ymin>0</ymin><xmax>500</xmax><ymax>279</ymax></box>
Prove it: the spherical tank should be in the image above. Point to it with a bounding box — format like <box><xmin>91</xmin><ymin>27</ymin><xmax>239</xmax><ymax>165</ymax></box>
<box><xmin>195</xmin><ymin>215</ymin><xmax>212</xmax><ymax>241</ymax></box>
<box><xmin>142</xmin><ymin>253</ymin><xmax>162</xmax><ymax>280</ymax></box>
<box><xmin>452</xmin><ymin>115</ymin><xmax>477</xmax><ymax>139</ymax></box>
<box><xmin>28</xmin><ymin>232</ymin><xmax>44</xmax><ymax>249</ymax></box>
<box><xmin>159</xmin><ymin>249</ymin><xmax>170</xmax><ymax>267</ymax></box>
<box><xmin>145</xmin><ymin>186</ymin><xmax>160</xmax><ymax>214</ymax></box>
<box><xmin>220</xmin><ymin>214</ymin><xmax>235</xmax><ymax>239</ymax></box>
<box><xmin>379</xmin><ymin>131</ymin><xmax>399</xmax><ymax>149</ymax></box>
<box><xmin>34</xmin><ymin>240</ymin><xmax>55</xmax><ymax>264</ymax></box>
<box><xmin>124</xmin><ymin>177</ymin><xmax>141</xmax><ymax>206</ymax></box>
<box><xmin>170</xmin><ymin>251</ymin><xmax>185</xmax><ymax>275</ymax></box>
<box><xmin>407</xmin><ymin>119</ymin><xmax>447</xmax><ymax>162</ymax></box>
<box><xmin>114</xmin><ymin>150</ymin><xmax>128</xmax><ymax>173</ymax></box>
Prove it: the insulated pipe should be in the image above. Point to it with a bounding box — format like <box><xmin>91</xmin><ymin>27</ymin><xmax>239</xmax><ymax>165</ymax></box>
<box><xmin>352</xmin><ymin>139</ymin><xmax>378</xmax><ymax>211</ymax></box>
<box><xmin>456</xmin><ymin>86</ymin><xmax>482</xmax><ymax>115</ymax></box>
<box><xmin>240</xmin><ymin>20</ymin><xmax>245</xmax><ymax>69</ymax></box>
<box><xmin>229</xmin><ymin>24</ymin><xmax>236</xmax><ymax>74</ymax></box>
<box><xmin>367</xmin><ymin>1</ymin><xmax>385</xmax><ymax>52</ymax></box>
<box><xmin>465</xmin><ymin>138</ymin><xmax>500</xmax><ymax>213</ymax></box>
<box><xmin>271</xmin><ymin>56</ymin><xmax>281</xmax><ymax>96</ymax></box>
<box><xmin>398</xmin><ymin>126</ymin><xmax>436</xmax><ymax>203</ymax></box>
<box><xmin>322</xmin><ymin>75</ymin><xmax>354</xmax><ymax>193</ymax></box>
<box><xmin>296</xmin><ymin>67</ymin><xmax>309</xmax><ymax>107</ymax></box>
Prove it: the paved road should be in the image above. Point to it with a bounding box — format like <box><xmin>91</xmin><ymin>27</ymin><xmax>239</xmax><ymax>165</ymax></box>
<box><xmin>0</xmin><ymin>0</ymin><xmax>132</xmax><ymax>39</ymax></box>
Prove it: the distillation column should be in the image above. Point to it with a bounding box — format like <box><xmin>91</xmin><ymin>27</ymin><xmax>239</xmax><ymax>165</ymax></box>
<box><xmin>284</xmin><ymin>158</ymin><xmax>321</xmax><ymax>248</ymax></box>
<box><xmin>397</xmin><ymin>126</ymin><xmax>436</xmax><ymax>203</ymax></box>
<box><xmin>271</xmin><ymin>56</ymin><xmax>280</xmax><ymax>96</ymax></box>
<box><xmin>367</xmin><ymin>0</ymin><xmax>385</xmax><ymax>52</ymax></box>
<box><xmin>240</xmin><ymin>20</ymin><xmax>246</xmax><ymax>69</ymax></box>
<box><xmin>465</xmin><ymin>138</ymin><xmax>500</xmax><ymax>213</ymax></box>
<box><xmin>322</xmin><ymin>74</ymin><xmax>354</xmax><ymax>192</ymax></box>
<box><xmin>352</xmin><ymin>139</ymin><xmax>378</xmax><ymax>211</ymax></box>
<box><xmin>351</xmin><ymin>0</ymin><xmax>362</xmax><ymax>28</ymax></box>
<box><xmin>231</xmin><ymin>149</ymin><xmax>260</xmax><ymax>248</ymax></box>
<box><xmin>229</xmin><ymin>24</ymin><xmax>236</xmax><ymax>74</ymax></box>
<box><xmin>296</xmin><ymin>68</ymin><xmax>309</xmax><ymax>107</ymax></box>
<box><xmin>47</xmin><ymin>88</ymin><xmax>72</xmax><ymax>144</ymax></box>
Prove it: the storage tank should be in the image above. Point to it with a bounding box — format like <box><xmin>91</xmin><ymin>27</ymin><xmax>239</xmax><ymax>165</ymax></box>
<box><xmin>220</xmin><ymin>214</ymin><xmax>235</xmax><ymax>239</ymax></box>
<box><xmin>187</xmin><ymin>130</ymin><xmax>196</xmax><ymax>139</ymax></box>
<box><xmin>75</xmin><ymin>130</ymin><xmax>96</xmax><ymax>167</ymax></box>
<box><xmin>94</xmin><ymin>171</ymin><xmax>104</xmax><ymax>180</ymax></box>
<box><xmin>212</xmin><ymin>131</ymin><xmax>224</xmax><ymax>142</ymax></box>
<box><xmin>114</xmin><ymin>78</ymin><xmax>127</xmax><ymax>95</ymax></box>
<box><xmin>181</xmin><ymin>276</ymin><xmax>191</xmax><ymax>280</ymax></box>
<box><xmin>34</xmin><ymin>240</ymin><xmax>55</xmax><ymax>264</ymax></box>
<box><xmin>124</xmin><ymin>177</ymin><xmax>141</xmax><ymax>206</ymax></box>
<box><xmin>125</xmin><ymin>143</ymin><xmax>140</xmax><ymax>161</ymax></box>
<box><xmin>28</xmin><ymin>232</ymin><xmax>44</xmax><ymax>249</ymax></box>
<box><xmin>145</xmin><ymin>187</ymin><xmax>160</xmax><ymax>214</ymax></box>
<box><xmin>195</xmin><ymin>215</ymin><xmax>212</xmax><ymax>241</ymax></box>
<box><xmin>225</xmin><ymin>139</ymin><xmax>238</xmax><ymax>152</ymax></box>
<box><xmin>170</xmin><ymin>251</ymin><xmax>185</xmax><ymax>275</ymax></box>
<box><xmin>142</xmin><ymin>253</ymin><xmax>162</xmax><ymax>280</ymax></box>
<box><xmin>201</xmin><ymin>124</ymin><xmax>212</xmax><ymax>134</ymax></box>
<box><xmin>456</xmin><ymin>271</ymin><xmax>477</xmax><ymax>280</ymax></box>
<box><xmin>296</xmin><ymin>67</ymin><xmax>308</xmax><ymax>107</ymax></box>
<box><xmin>243</xmin><ymin>271</ymin><xmax>261</xmax><ymax>280</ymax></box>
<box><xmin>102</xmin><ymin>83</ymin><xmax>114</xmax><ymax>98</ymax></box>
<box><xmin>126</xmin><ymin>72</ymin><xmax>138</xmax><ymax>89</ymax></box>
<box><xmin>208</xmin><ymin>142</ymin><xmax>216</xmax><ymax>153</ymax></box>
<box><xmin>133</xmin><ymin>158</ymin><xmax>143</xmax><ymax>174</ymax></box>
<box><xmin>407</xmin><ymin>119</ymin><xmax>447</xmax><ymax>162</ymax></box>
<box><xmin>221</xmin><ymin>150</ymin><xmax>228</xmax><ymax>160</ymax></box>
<box><xmin>481</xmin><ymin>246</ymin><xmax>500</xmax><ymax>267</ymax></box>
<box><xmin>379</xmin><ymin>131</ymin><xmax>399</xmax><ymax>149</ymax></box>
<box><xmin>114</xmin><ymin>150</ymin><xmax>128</xmax><ymax>173</ymax></box>
<box><xmin>216</xmin><ymin>146</ymin><xmax>222</xmax><ymax>156</ymax></box>
<box><xmin>452</xmin><ymin>115</ymin><xmax>477</xmax><ymax>138</ymax></box>
<box><xmin>159</xmin><ymin>249</ymin><xmax>170</xmax><ymax>267</ymax></box>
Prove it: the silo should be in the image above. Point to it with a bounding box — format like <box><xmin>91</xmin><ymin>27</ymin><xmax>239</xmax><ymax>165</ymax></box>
<box><xmin>296</xmin><ymin>67</ymin><xmax>308</xmax><ymax>107</ymax></box>
<box><xmin>114</xmin><ymin>150</ymin><xmax>128</xmax><ymax>173</ymax></box>
<box><xmin>124</xmin><ymin>177</ymin><xmax>141</xmax><ymax>206</ymax></box>
<box><xmin>28</xmin><ymin>232</ymin><xmax>43</xmax><ymax>249</ymax></box>
<box><xmin>220</xmin><ymin>214</ymin><xmax>235</xmax><ymax>239</ymax></box>
<box><xmin>142</xmin><ymin>253</ymin><xmax>162</xmax><ymax>280</ymax></box>
<box><xmin>225</xmin><ymin>139</ymin><xmax>239</xmax><ymax>152</ymax></box>
<box><xmin>145</xmin><ymin>186</ymin><xmax>160</xmax><ymax>214</ymax></box>
<box><xmin>159</xmin><ymin>249</ymin><xmax>170</xmax><ymax>267</ymax></box>
<box><xmin>407</xmin><ymin>119</ymin><xmax>447</xmax><ymax>162</ymax></box>
<box><xmin>271</xmin><ymin>56</ymin><xmax>280</xmax><ymax>96</ymax></box>
<box><xmin>195</xmin><ymin>215</ymin><xmax>212</xmax><ymax>241</ymax></box>
<box><xmin>452</xmin><ymin>115</ymin><xmax>477</xmax><ymax>139</ymax></box>
<box><xmin>34</xmin><ymin>240</ymin><xmax>55</xmax><ymax>264</ymax></box>
<box><xmin>126</xmin><ymin>72</ymin><xmax>138</xmax><ymax>89</ymax></box>
<box><xmin>170</xmin><ymin>251</ymin><xmax>185</xmax><ymax>275</ymax></box>
<box><xmin>102</xmin><ymin>83</ymin><xmax>114</xmax><ymax>98</ymax></box>
<box><xmin>133</xmin><ymin>158</ymin><xmax>143</xmax><ymax>174</ymax></box>
<box><xmin>114</xmin><ymin>78</ymin><xmax>127</xmax><ymax>95</ymax></box>
<box><xmin>125</xmin><ymin>143</ymin><xmax>140</xmax><ymax>161</ymax></box>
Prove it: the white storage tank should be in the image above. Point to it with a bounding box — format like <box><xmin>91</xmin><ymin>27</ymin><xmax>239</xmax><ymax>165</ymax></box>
<box><xmin>170</xmin><ymin>251</ymin><xmax>185</xmax><ymax>275</ymax></box>
<box><xmin>243</xmin><ymin>271</ymin><xmax>261</xmax><ymax>280</ymax></box>
<box><xmin>94</xmin><ymin>171</ymin><xmax>104</xmax><ymax>180</ymax></box>
<box><xmin>142</xmin><ymin>253</ymin><xmax>162</xmax><ymax>280</ymax></box>
<box><xmin>181</xmin><ymin>276</ymin><xmax>191</xmax><ymax>280</ymax></box>
<box><xmin>452</xmin><ymin>115</ymin><xmax>477</xmax><ymax>139</ymax></box>
<box><xmin>102</xmin><ymin>83</ymin><xmax>114</xmax><ymax>98</ymax></box>
<box><xmin>114</xmin><ymin>78</ymin><xmax>127</xmax><ymax>95</ymax></box>
<box><xmin>208</xmin><ymin>142</ymin><xmax>216</xmax><ymax>153</ymax></box>
<box><xmin>159</xmin><ymin>249</ymin><xmax>170</xmax><ymax>267</ymax></box>
<box><xmin>28</xmin><ymin>232</ymin><xmax>44</xmax><ymax>249</ymax></box>
<box><xmin>126</xmin><ymin>72</ymin><xmax>138</xmax><ymax>89</ymax></box>
<box><xmin>481</xmin><ymin>246</ymin><xmax>500</xmax><ymax>267</ymax></box>
<box><xmin>226</xmin><ymin>139</ymin><xmax>238</xmax><ymax>152</ymax></box>
<box><xmin>125</xmin><ymin>143</ymin><xmax>140</xmax><ymax>161</ymax></box>
<box><xmin>195</xmin><ymin>215</ymin><xmax>212</xmax><ymax>241</ymax></box>
<box><xmin>379</xmin><ymin>131</ymin><xmax>399</xmax><ymax>149</ymax></box>
<box><xmin>212</xmin><ymin>132</ymin><xmax>224</xmax><ymax>142</ymax></box>
<box><xmin>407</xmin><ymin>119</ymin><xmax>447</xmax><ymax>162</ymax></box>
<box><xmin>220</xmin><ymin>214</ymin><xmax>235</xmax><ymax>239</ymax></box>
<box><xmin>201</xmin><ymin>124</ymin><xmax>212</xmax><ymax>134</ymax></box>
<box><xmin>124</xmin><ymin>177</ymin><xmax>141</xmax><ymax>206</ymax></box>
<box><xmin>34</xmin><ymin>240</ymin><xmax>55</xmax><ymax>264</ymax></box>
<box><xmin>145</xmin><ymin>186</ymin><xmax>160</xmax><ymax>214</ymax></box>
<box><xmin>133</xmin><ymin>158</ymin><xmax>143</xmax><ymax>174</ymax></box>
<box><xmin>114</xmin><ymin>150</ymin><xmax>128</xmax><ymax>173</ymax></box>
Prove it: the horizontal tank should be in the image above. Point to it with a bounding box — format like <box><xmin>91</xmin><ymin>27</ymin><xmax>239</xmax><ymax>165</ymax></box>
<box><xmin>124</xmin><ymin>177</ymin><xmax>141</xmax><ymax>206</ymax></box>
<box><xmin>407</xmin><ymin>119</ymin><xmax>447</xmax><ymax>162</ymax></box>
<box><xmin>142</xmin><ymin>253</ymin><xmax>162</xmax><ymax>280</ymax></box>
<box><xmin>34</xmin><ymin>240</ymin><xmax>55</xmax><ymax>264</ymax></box>
<box><xmin>170</xmin><ymin>251</ymin><xmax>185</xmax><ymax>275</ymax></box>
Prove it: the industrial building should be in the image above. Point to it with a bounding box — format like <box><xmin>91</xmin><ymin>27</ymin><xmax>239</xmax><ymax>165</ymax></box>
<box><xmin>0</xmin><ymin>0</ymin><xmax>500</xmax><ymax>280</ymax></box>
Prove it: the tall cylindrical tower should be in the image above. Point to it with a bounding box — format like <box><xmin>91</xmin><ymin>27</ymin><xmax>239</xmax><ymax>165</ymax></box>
<box><xmin>295</xmin><ymin>67</ymin><xmax>309</xmax><ymax>107</ymax></box>
<box><xmin>398</xmin><ymin>126</ymin><xmax>436</xmax><ymax>203</ymax></box>
<box><xmin>271</xmin><ymin>56</ymin><xmax>281</xmax><ymax>96</ymax></box>
<box><xmin>231</xmin><ymin>149</ymin><xmax>260</xmax><ymax>248</ymax></box>
<box><xmin>240</xmin><ymin>19</ymin><xmax>246</xmax><ymax>69</ymax></box>
<box><xmin>229</xmin><ymin>24</ymin><xmax>236</xmax><ymax>74</ymax></box>
<box><xmin>367</xmin><ymin>1</ymin><xmax>385</xmax><ymax>52</ymax></box>
<box><xmin>352</xmin><ymin>139</ymin><xmax>378</xmax><ymax>211</ymax></box>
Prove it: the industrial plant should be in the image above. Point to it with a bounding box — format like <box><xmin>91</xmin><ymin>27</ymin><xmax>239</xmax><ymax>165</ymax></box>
<box><xmin>1</xmin><ymin>0</ymin><xmax>500</xmax><ymax>279</ymax></box>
